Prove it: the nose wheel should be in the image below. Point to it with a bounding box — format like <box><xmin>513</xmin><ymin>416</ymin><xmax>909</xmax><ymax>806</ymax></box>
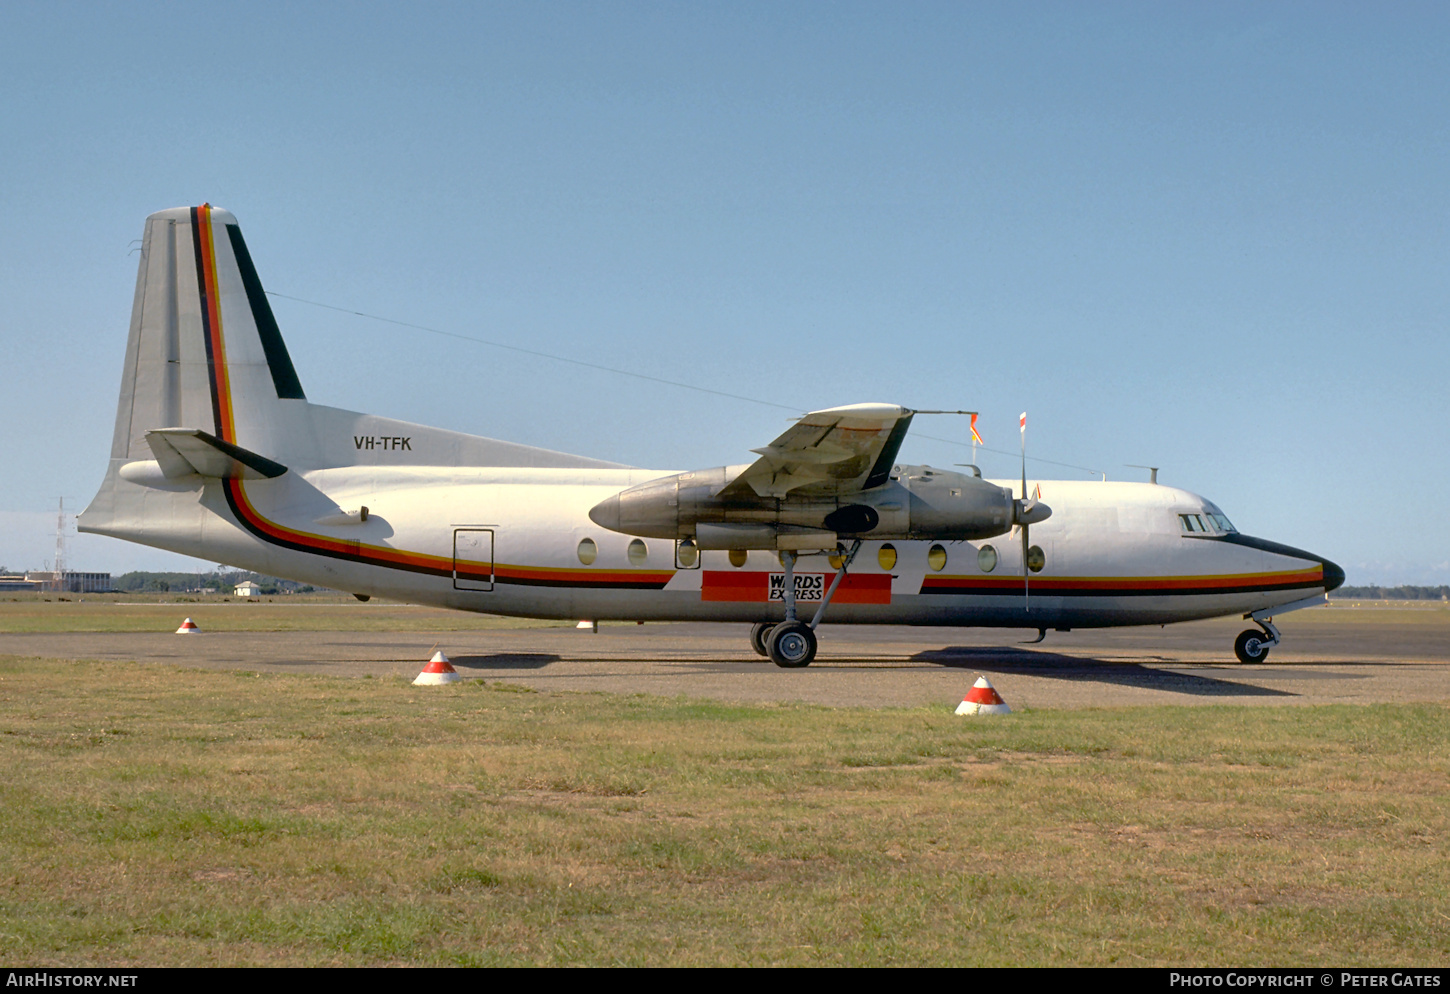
<box><xmin>1233</xmin><ymin>618</ymin><xmax>1280</xmax><ymax>664</ymax></box>
<box><xmin>1234</xmin><ymin>630</ymin><xmax>1271</xmax><ymax>664</ymax></box>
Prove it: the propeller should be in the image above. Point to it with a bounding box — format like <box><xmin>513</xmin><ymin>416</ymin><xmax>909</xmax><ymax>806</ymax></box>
<box><xmin>1014</xmin><ymin>412</ymin><xmax>1052</xmax><ymax>611</ymax></box>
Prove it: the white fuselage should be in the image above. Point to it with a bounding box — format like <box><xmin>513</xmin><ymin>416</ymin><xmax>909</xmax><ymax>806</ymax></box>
<box><xmin>88</xmin><ymin>464</ymin><xmax>1335</xmax><ymax>630</ymax></box>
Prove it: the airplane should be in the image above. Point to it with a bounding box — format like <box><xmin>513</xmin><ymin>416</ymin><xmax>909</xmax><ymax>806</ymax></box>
<box><xmin>79</xmin><ymin>205</ymin><xmax>1345</xmax><ymax>667</ymax></box>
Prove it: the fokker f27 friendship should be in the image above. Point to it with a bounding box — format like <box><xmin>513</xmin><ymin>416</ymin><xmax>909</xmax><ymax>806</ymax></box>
<box><xmin>80</xmin><ymin>206</ymin><xmax>1344</xmax><ymax>666</ymax></box>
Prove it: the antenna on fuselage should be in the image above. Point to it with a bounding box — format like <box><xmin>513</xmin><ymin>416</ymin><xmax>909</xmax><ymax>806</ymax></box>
<box><xmin>1127</xmin><ymin>464</ymin><xmax>1159</xmax><ymax>484</ymax></box>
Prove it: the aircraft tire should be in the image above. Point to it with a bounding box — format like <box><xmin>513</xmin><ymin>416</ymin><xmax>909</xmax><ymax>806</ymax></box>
<box><xmin>768</xmin><ymin>621</ymin><xmax>817</xmax><ymax>668</ymax></box>
<box><xmin>749</xmin><ymin>622</ymin><xmax>774</xmax><ymax>657</ymax></box>
<box><xmin>1234</xmin><ymin>629</ymin><xmax>1271</xmax><ymax>664</ymax></box>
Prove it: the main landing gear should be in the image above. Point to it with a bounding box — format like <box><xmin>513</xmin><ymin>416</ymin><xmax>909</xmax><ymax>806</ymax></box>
<box><xmin>749</xmin><ymin>621</ymin><xmax>774</xmax><ymax>658</ymax></box>
<box><xmin>1233</xmin><ymin>617</ymin><xmax>1281</xmax><ymax>664</ymax></box>
<box><xmin>748</xmin><ymin>540</ymin><xmax>862</xmax><ymax>668</ymax></box>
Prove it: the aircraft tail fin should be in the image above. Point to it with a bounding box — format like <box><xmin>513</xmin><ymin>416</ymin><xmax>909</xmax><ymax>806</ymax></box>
<box><xmin>109</xmin><ymin>204</ymin><xmax>306</xmax><ymax>464</ymax></box>
<box><xmin>83</xmin><ymin>204</ymin><xmax>623</xmax><ymax>556</ymax></box>
<box><xmin>102</xmin><ymin>204</ymin><xmax>621</xmax><ymax>474</ymax></box>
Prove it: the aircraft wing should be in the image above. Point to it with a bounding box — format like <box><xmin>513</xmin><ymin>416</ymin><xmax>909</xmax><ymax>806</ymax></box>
<box><xmin>720</xmin><ymin>403</ymin><xmax>914</xmax><ymax>499</ymax></box>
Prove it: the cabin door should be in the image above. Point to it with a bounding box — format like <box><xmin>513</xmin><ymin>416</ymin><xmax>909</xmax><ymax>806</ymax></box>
<box><xmin>452</xmin><ymin>528</ymin><xmax>494</xmax><ymax>591</ymax></box>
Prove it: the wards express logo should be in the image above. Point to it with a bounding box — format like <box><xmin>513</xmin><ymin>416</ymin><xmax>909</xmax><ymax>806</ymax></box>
<box><xmin>768</xmin><ymin>573</ymin><xmax>827</xmax><ymax>602</ymax></box>
<box><xmin>700</xmin><ymin>570</ymin><xmax>891</xmax><ymax>605</ymax></box>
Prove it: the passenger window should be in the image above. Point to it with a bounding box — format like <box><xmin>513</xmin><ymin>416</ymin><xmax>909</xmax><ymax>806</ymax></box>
<box><xmin>577</xmin><ymin>537</ymin><xmax>598</xmax><ymax>565</ymax></box>
<box><xmin>1026</xmin><ymin>545</ymin><xmax>1045</xmax><ymax>573</ymax></box>
<box><xmin>927</xmin><ymin>545</ymin><xmax>948</xmax><ymax>571</ymax></box>
<box><xmin>877</xmin><ymin>544</ymin><xmax>897</xmax><ymax>571</ymax></box>
<box><xmin>728</xmin><ymin>548</ymin><xmax>748</xmax><ymax>568</ymax></box>
<box><xmin>627</xmin><ymin>539</ymin><xmax>648</xmax><ymax>566</ymax></box>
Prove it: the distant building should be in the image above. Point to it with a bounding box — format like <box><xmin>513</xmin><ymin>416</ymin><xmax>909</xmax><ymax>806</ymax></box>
<box><xmin>234</xmin><ymin>580</ymin><xmax>263</xmax><ymax>597</ymax></box>
<box><xmin>24</xmin><ymin>571</ymin><xmax>111</xmax><ymax>593</ymax></box>
<box><xmin>0</xmin><ymin>574</ymin><xmax>40</xmax><ymax>592</ymax></box>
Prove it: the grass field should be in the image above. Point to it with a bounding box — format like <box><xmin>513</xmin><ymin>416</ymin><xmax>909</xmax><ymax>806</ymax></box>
<box><xmin>1</xmin><ymin>654</ymin><xmax>1446</xmax><ymax>966</ymax></box>
<box><xmin>0</xmin><ymin>594</ymin><xmax>570</xmax><ymax>633</ymax></box>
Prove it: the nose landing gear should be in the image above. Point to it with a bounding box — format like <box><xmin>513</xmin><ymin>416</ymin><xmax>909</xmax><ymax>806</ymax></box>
<box><xmin>1233</xmin><ymin>617</ymin><xmax>1281</xmax><ymax>664</ymax></box>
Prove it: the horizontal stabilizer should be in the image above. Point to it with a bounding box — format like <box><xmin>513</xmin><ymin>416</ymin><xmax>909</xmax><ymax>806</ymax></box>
<box><xmin>146</xmin><ymin>428</ymin><xmax>288</xmax><ymax>480</ymax></box>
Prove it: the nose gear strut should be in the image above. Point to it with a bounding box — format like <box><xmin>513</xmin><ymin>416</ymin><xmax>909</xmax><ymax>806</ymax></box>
<box><xmin>1233</xmin><ymin>615</ymin><xmax>1281</xmax><ymax>664</ymax></box>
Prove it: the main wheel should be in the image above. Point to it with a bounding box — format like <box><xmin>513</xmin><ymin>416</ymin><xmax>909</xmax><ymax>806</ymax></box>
<box><xmin>749</xmin><ymin>622</ymin><xmax>774</xmax><ymax>657</ymax></box>
<box><xmin>1234</xmin><ymin>629</ymin><xmax>1271</xmax><ymax>664</ymax></box>
<box><xmin>768</xmin><ymin>620</ymin><xmax>817</xmax><ymax>668</ymax></box>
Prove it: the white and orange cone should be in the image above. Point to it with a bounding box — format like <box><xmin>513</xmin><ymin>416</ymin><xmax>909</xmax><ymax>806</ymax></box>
<box><xmin>413</xmin><ymin>650</ymin><xmax>461</xmax><ymax>685</ymax></box>
<box><xmin>175</xmin><ymin>617</ymin><xmax>201</xmax><ymax>634</ymax></box>
<box><xmin>576</xmin><ymin>620</ymin><xmax>598</xmax><ymax>632</ymax></box>
<box><xmin>955</xmin><ymin>676</ymin><xmax>1011</xmax><ymax>715</ymax></box>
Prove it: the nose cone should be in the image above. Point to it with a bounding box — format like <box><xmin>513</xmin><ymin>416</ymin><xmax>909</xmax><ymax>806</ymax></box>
<box><xmin>1220</xmin><ymin>534</ymin><xmax>1345</xmax><ymax>593</ymax></box>
<box><xmin>588</xmin><ymin>494</ymin><xmax>620</xmax><ymax>531</ymax></box>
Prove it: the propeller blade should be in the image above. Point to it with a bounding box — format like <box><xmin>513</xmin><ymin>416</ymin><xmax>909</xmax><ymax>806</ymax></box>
<box><xmin>1020</xmin><ymin>412</ymin><xmax>1029</xmax><ymax>612</ymax></box>
<box><xmin>1022</xmin><ymin>520</ymin><xmax>1030</xmax><ymax>612</ymax></box>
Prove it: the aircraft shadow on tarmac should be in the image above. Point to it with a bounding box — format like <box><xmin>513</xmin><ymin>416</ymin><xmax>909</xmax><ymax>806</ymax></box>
<box><xmin>911</xmin><ymin>647</ymin><xmax>1294</xmax><ymax>698</ymax></box>
<box><xmin>449</xmin><ymin>653</ymin><xmax>560</xmax><ymax>671</ymax></box>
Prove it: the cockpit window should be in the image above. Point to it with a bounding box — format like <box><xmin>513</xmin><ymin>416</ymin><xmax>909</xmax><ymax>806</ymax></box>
<box><xmin>1180</xmin><ymin>512</ymin><xmax>1238</xmax><ymax>535</ymax></box>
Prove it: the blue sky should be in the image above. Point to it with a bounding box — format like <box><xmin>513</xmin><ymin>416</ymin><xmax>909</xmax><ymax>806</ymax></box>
<box><xmin>1</xmin><ymin>2</ymin><xmax>1446</xmax><ymax>583</ymax></box>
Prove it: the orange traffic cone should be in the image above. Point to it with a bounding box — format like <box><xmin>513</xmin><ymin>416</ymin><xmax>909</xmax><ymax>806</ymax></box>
<box><xmin>955</xmin><ymin>676</ymin><xmax>1011</xmax><ymax>715</ymax></box>
<box><xmin>175</xmin><ymin>617</ymin><xmax>201</xmax><ymax>634</ymax></box>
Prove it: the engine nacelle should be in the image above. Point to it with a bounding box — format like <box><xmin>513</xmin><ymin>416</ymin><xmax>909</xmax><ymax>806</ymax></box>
<box><xmin>588</xmin><ymin>464</ymin><xmax>1029</xmax><ymax>549</ymax></box>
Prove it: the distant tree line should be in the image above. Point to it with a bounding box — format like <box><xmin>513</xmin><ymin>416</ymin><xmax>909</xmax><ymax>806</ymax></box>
<box><xmin>1331</xmin><ymin>585</ymin><xmax>1450</xmax><ymax>601</ymax></box>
